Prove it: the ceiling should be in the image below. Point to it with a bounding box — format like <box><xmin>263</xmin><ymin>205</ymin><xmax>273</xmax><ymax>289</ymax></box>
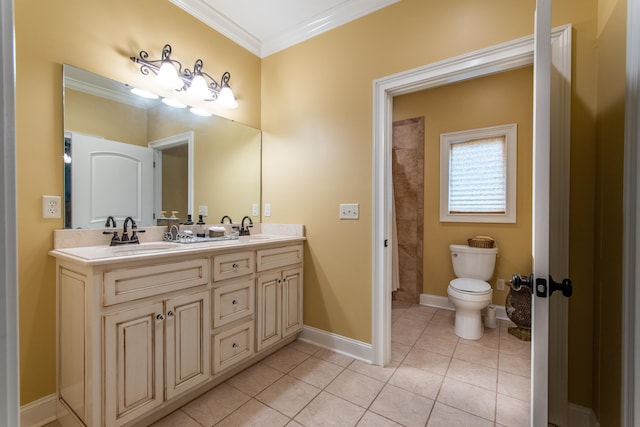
<box><xmin>169</xmin><ymin>0</ymin><xmax>400</xmax><ymax>58</ymax></box>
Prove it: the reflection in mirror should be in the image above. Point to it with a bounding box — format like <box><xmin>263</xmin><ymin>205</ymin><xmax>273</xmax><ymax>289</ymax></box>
<box><xmin>63</xmin><ymin>65</ymin><xmax>261</xmax><ymax>229</ymax></box>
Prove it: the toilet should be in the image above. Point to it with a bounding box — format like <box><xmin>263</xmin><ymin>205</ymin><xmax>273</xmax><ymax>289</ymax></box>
<box><xmin>448</xmin><ymin>244</ymin><xmax>498</xmax><ymax>340</ymax></box>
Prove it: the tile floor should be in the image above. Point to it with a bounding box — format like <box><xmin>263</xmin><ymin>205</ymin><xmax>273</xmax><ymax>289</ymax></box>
<box><xmin>47</xmin><ymin>302</ymin><xmax>531</xmax><ymax>426</ymax></box>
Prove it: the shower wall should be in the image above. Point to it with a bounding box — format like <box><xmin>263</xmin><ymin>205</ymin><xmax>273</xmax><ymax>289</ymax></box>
<box><xmin>392</xmin><ymin>117</ymin><xmax>424</xmax><ymax>303</ymax></box>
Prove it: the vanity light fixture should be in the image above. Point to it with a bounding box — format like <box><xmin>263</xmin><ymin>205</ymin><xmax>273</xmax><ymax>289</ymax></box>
<box><xmin>189</xmin><ymin>107</ymin><xmax>213</xmax><ymax>117</ymax></box>
<box><xmin>130</xmin><ymin>87</ymin><xmax>159</xmax><ymax>99</ymax></box>
<box><xmin>161</xmin><ymin>98</ymin><xmax>187</xmax><ymax>108</ymax></box>
<box><xmin>130</xmin><ymin>44</ymin><xmax>237</xmax><ymax>108</ymax></box>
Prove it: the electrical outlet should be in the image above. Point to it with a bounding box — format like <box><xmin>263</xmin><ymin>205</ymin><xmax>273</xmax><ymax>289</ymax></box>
<box><xmin>198</xmin><ymin>205</ymin><xmax>208</xmax><ymax>216</ymax></box>
<box><xmin>252</xmin><ymin>203</ymin><xmax>259</xmax><ymax>216</ymax></box>
<box><xmin>496</xmin><ymin>278</ymin><xmax>506</xmax><ymax>291</ymax></box>
<box><xmin>339</xmin><ymin>203</ymin><xmax>359</xmax><ymax>220</ymax></box>
<box><xmin>264</xmin><ymin>203</ymin><xmax>271</xmax><ymax>217</ymax></box>
<box><xmin>42</xmin><ymin>195</ymin><xmax>61</xmax><ymax>219</ymax></box>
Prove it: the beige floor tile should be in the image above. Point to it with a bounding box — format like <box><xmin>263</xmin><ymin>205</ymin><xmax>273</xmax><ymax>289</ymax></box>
<box><xmin>414</xmin><ymin>333</ymin><xmax>458</xmax><ymax>356</ymax></box>
<box><xmin>390</xmin><ymin>342</ymin><xmax>412</xmax><ymax>363</ymax></box>
<box><xmin>429</xmin><ymin>309</ymin><xmax>455</xmax><ymax>326</ymax></box>
<box><xmin>403</xmin><ymin>348</ymin><xmax>452</xmax><ymax>376</ymax></box>
<box><xmin>149</xmin><ymin>410</ymin><xmax>200</xmax><ymax>427</ymax></box>
<box><xmin>289</xmin><ymin>356</ymin><xmax>344</xmax><ymax>388</ymax></box>
<box><xmin>437</xmin><ymin>377</ymin><xmax>496</xmax><ymax>421</ymax></box>
<box><xmin>498</xmin><ymin>351</ymin><xmax>531</xmax><ymax>377</ymax></box>
<box><xmin>395</xmin><ymin>315</ymin><xmax>430</xmax><ymax>330</ymax></box>
<box><xmin>498</xmin><ymin>370</ymin><xmax>531</xmax><ymax>402</ymax></box>
<box><xmin>348</xmin><ymin>359</ymin><xmax>397</xmax><ymax>382</ymax></box>
<box><xmin>422</xmin><ymin>322</ymin><xmax>458</xmax><ymax>341</ymax></box>
<box><xmin>314</xmin><ymin>348</ymin><xmax>355</xmax><ymax>367</ymax></box>
<box><xmin>454</xmin><ymin>341</ymin><xmax>499</xmax><ymax>368</ymax></box>
<box><xmin>181</xmin><ymin>382</ymin><xmax>250</xmax><ymax>426</ymax></box>
<box><xmin>370</xmin><ymin>384</ymin><xmax>434</xmax><ymax>427</ymax></box>
<box><xmin>286</xmin><ymin>421</ymin><xmax>305</xmax><ymax>427</ymax></box>
<box><xmin>426</xmin><ymin>402</ymin><xmax>493</xmax><ymax>427</ymax></box>
<box><xmin>391</xmin><ymin>322</ymin><xmax>424</xmax><ymax>346</ymax></box>
<box><xmin>499</xmin><ymin>334</ymin><xmax>531</xmax><ymax>359</ymax></box>
<box><xmin>446</xmin><ymin>358</ymin><xmax>497</xmax><ymax>391</ymax></box>
<box><xmin>357</xmin><ymin>411</ymin><xmax>403</xmax><ymax>426</ymax></box>
<box><xmin>216</xmin><ymin>398</ymin><xmax>290</xmax><ymax>427</ymax></box>
<box><xmin>326</xmin><ymin>369</ymin><xmax>385</xmax><ymax>408</ymax></box>
<box><xmin>389</xmin><ymin>365</ymin><xmax>443</xmax><ymax>399</ymax></box>
<box><xmin>496</xmin><ymin>393</ymin><xmax>530</xmax><ymax>427</ymax></box>
<box><xmin>464</xmin><ymin>327</ymin><xmax>500</xmax><ymax>350</ymax></box>
<box><xmin>288</xmin><ymin>339</ymin><xmax>321</xmax><ymax>355</ymax></box>
<box><xmin>294</xmin><ymin>391</ymin><xmax>366</xmax><ymax>427</ymax></box>
<box><xmin>401</xmin><ymin>307</ymin><xmax>436</xmax><ymax>323</ymax></box>
<box><xmin>262</xmin><ymin>346</ymin><xmax>311</xmax><ymax>373</ymax></box>
<box><xmin>226</xmin><ymin>362</ymin><xmax>284</xmax><ymax>396</ymax></box>
<box><xmin>256</xmin><ymin>375</ymin><xmax>321</xmax><ymax>418</ymax></box>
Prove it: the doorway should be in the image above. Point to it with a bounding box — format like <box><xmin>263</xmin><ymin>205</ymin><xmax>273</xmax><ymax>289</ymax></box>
<box><xmin>372</xmin><ymin>25</ymin><xmax>572</xmax><ymax>424</ymax></box>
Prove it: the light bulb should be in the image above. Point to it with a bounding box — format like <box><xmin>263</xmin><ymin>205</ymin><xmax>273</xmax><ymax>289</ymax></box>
<box><xmin>187</xmin><ymin>74</ymin><xmax>211</xmax><ymax>98</ymax></box>
<box><xmin>162</xmin><ymin>98</ymin><xmax>187</xmax><ymax>108</ymax></box>
<box><xmin>190</xmin><ymin>107</ymin><xmax>212</xmax><ymax>117</ymax></box>
<box><xmin>130</xmin><ymin>87</ymin><xmax>159</xmax><ymax>99</ymax></box>
<box><xmin>157</xmin><ymin>61</ymin><xmax>183</xmax><ymax>90</ymax></box>
<box><xmin>217</xmin><ymin>86</ymin><xmax>238</xmax><ymax>109</ymax></box>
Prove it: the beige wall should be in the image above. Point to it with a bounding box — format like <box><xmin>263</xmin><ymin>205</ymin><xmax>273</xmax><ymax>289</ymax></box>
<box><xmin>393</xmin><ymin>66</ymin><xmax>533</xmax><ymax>305</ymax></box>
<box><xmin>261</xmin><ymin>0</ymin><xmax>600</xmax><ymax>414</ymax></box>
<box><xmin>593</xmin><ymin>0</ymin><xmax>627</xmax><ymax>425</ymax></box>
<box><xmin>15</xmin><ymin>0</ymin><xmax>260</xmax><ymax>404</ymax></box>
<box><xmin>161</xmin><ymin>145</ymin><xmax>189</xmax><ymax>218</ymax></box>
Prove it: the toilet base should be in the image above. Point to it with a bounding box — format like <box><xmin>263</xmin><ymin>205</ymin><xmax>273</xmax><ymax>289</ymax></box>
<box><xmin>454</xmin><ymin>309</ymin><xmax>484</xmax><ymax>340</ymax></box>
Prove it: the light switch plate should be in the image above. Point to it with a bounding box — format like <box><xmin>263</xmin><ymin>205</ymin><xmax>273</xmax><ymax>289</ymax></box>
<box><xmin>42</xmin><ymin>195</ymin><xmax>61</xmax><ymax>219</ymax></box>
<box><xmin>198</xmin><ymin>205</ymin><xmax>208</xmax><ymax>216</ymax></box>
<box><xmin>339</xmin><ymin>203</ymin><xmax>359</xmax><ymax>220</ymax></box>
<box><xmin>264</xmin><ymin>203</ymin><xmax>271</xmax><ymax>217</ymax></box>
<box><xmin>252</xmin><ymin>203</ymin><xmax>259</xmax><ymax>216</ymax></box>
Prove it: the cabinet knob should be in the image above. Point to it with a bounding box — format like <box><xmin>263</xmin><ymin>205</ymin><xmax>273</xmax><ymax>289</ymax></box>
<box><xmin>232</xmin><ymin>263</ymin><xmax>239</xmax><ymax>270</ymax></box>
<box><xmin>156</xmin><ymin>313</ymin><xmax>165</xmax><ymax>321</ymax></box>
<box><xmin>232</xmin><ymin>342</ymin><xmax>239</xmax><ymax>349</ymax></box>
<box><xmin>167</xmin><ymin>310</ymin><xmax>174</xmax><ymax>318</ymax></box>
<box><xmin>232</xmin><ymin>299</ymin><xmax>238</xmax><ymax>305</ymax></box>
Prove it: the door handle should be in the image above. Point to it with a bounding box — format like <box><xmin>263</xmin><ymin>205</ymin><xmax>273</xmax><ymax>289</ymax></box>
<box><xmin>510</xmin><ymin>273</ymin><xmax>533</xmax><ymax>292</ymax></box>
<box><xmin>549</xmin><ymin>276</ymin><xmax>573</xmax><ymax>297</ymax></box>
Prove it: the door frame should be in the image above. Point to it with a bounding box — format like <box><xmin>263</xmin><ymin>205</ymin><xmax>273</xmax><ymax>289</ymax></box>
<box><xmin>372</xmin><ymin>24</ymin><xmax>571</xmax><ymax>419</ymax></box>
<box><xmin>0</xmin><ymin>0</ymin><xmax>19</xmax><ymax>425</ymax></box>
<box><xmin>148</xmin><ymin>131</ymin><xmax>195</xmax><ymax>221</ymax></box>
<box><xmin>622</xmin><ymin>0</ymin><xmax>640</xmax><ymax>424</ymax></box>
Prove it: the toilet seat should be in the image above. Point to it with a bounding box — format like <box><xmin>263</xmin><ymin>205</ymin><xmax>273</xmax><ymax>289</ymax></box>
<box><xmin>449</xmin><ymin>278</ymin><xmax>491</xmax><ymax>295</ymax></box>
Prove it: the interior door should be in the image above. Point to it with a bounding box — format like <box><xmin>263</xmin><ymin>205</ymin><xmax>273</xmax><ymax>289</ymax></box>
<box><xmin>71</xmin><ymin>132</ymin><xmax>154</xmax><ymax>228</ymax></box>
<box><xmin>532</xmin><ymin>0</ymin><xmax>552</xmax><ymax>424</ymax></box>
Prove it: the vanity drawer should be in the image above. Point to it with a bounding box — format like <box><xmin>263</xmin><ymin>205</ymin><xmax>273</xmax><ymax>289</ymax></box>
<box><xmin>213</xmin><ymin>251</ymin><xmax>255</xmax><ymax>282</ymax></box>
<box><xmin>103</xmin><ymin>258</ymin><xmax>209</xmax><ymax>306</ymax></box>
<box><xmin>212</xmin><ymin>277</ymin><xmax>255</xmax><ymax>328</ymax></box>
<box><xmin>212</xmin><ymin>321</ymin><xmax>254</xmax><ymax>374</ymax></box>
<box><xmin>256</xmin><ymin>245</ymin><xmax>303</xmax><ymax>272</ymax></box>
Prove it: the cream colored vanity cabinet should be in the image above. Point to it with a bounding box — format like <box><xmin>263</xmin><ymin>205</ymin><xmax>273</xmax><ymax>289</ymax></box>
<box><xmin>211</xmin><ymin>251</ymin><xmax>256</xmax><ymax>373</ymax></box>
<box><xmin>56</xmin><ymin>256</ymin><xmax>210</xmax><ymax>427</ymax></box>
<box><xmin>256</xmin><ymin>245</ymin><xmax>304</xmax><ymax>351</ymax></box>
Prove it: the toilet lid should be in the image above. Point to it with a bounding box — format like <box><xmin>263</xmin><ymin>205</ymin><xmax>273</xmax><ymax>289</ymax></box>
<box><xmin>450</xmin><ymin>278</ymin><xmax>491</xmax><ymax>293</ymax></box>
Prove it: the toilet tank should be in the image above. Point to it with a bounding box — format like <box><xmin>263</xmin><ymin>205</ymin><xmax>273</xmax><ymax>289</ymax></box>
<box><xmin>450</xmin><ymin>244</ymin><xmax>498</xmax><ymax>281</ymax></box>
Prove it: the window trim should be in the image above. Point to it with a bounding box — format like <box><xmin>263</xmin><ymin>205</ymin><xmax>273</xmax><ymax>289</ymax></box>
<box><xmin>439</xmin><ymin>123</ymin><xmax>517</xmax><ymax>223</ymax></box>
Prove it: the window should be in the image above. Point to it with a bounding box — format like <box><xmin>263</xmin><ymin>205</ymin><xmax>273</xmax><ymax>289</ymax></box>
<box><xmin>440</xmin><ymin>123</ymin><xmax>517</xmax><ymax>223</ymax></box>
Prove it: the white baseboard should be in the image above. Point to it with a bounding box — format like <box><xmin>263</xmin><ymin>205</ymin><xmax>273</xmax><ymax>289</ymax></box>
<box><xmin>20</xmin><ymin>393</ymin><xmax>57</xmax><ymax>427</ymax></box>
<box><xmin>298</xmin><ymin>325</ymin><xmax>373</xmax><ymax>363</ymax></box>
<box><xmin>568</xmin><ymin>403</ymin><xmax>600</xmax><ymax>427</ymax></box>
<box><xmin>419</xmin><ymin>293</ymin><xmax>509</xmax><ymax>321</ymax></box>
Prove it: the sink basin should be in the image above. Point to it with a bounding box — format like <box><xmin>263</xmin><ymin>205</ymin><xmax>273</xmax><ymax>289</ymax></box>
<box><xmin>56</xmin><ymin>242</ymin><xmax>183</xmax><ymax>260</ymax></box>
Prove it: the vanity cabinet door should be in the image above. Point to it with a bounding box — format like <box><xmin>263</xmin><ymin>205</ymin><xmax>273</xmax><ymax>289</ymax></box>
<box><xmin>256</xmin><ymin>271</ymin><xmax>282</xmax><ymax>351</ymax></box>
<box><xmin>104</xmin><ymin>302</ymin><xmax>164</xmax><ymax>427</ymax></box>
<box><xmin>165</xmin><ymin>290</ymin><xmax>210</xmax><ymax>400</ymax></box>
<box><xmin>282</xmin><ymin>267</ymin><xmax>303</xmax><ymax>338</ymax></box>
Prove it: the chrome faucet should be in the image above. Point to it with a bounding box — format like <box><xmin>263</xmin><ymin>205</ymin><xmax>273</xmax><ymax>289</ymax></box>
<box><xmin>240</xmin><ymin>216</ymin><xmax>253</xmax><ymax>236</ymax></box>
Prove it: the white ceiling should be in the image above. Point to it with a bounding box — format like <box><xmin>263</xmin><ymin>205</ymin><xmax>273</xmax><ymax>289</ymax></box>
<box><xmin>169</xmin><ymin>0</ymin><xmax>400</xmax><ymax>58</ymax></box>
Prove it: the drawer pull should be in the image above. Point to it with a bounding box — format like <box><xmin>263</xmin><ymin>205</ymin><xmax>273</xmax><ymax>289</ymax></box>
<box><xmin>166</xmin><ymin>310</ymin><xmax>174</xmax><ymax>318</ymax></box>
<box><xmin>232</xmin><ymin>299</ymin><xmax>238</xmax><ymax>305</ymax></box>
<box><xmin>232</xmin><ymin>263</ymin><xmax>239</xmax><ymax>270</ymax></box>
<box><xmin>156</xmin><ymin>313</ymin><xmax>165</xmax><ymax>321</ymax></box>
<box><xmin>232</xmin><ymin>342</ymin><xmax>239</xmax><ymax>349</ymax></box>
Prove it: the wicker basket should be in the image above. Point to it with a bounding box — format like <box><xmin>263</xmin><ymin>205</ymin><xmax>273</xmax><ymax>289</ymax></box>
<box><xmin>467</xmin><ymin>236</ymin><xmax>495</xmax><ymax>248</ymax></box>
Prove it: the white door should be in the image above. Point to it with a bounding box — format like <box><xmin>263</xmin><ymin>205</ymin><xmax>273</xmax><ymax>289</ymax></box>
<box><xmin>71</xmin><ymin>132</ymin><xmax>154</xmax><ymax>228</ymax></box>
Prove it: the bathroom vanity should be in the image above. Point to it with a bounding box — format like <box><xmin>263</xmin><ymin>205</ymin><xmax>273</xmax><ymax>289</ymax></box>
<box><xmin>50</xmin><ymin>229</ymin><xmax>304</xmax><ymax>427</ymax></box>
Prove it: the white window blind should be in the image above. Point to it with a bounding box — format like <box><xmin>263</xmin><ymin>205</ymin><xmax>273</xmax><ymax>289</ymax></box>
<box><xmin>449</xmin><ymin>137</ymin><xmax>506</xmax><ymax>214</ymax></box>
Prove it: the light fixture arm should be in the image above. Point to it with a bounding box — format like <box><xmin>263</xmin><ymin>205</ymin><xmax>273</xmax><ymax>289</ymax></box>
<box><xmin>131</xmin><ymin>44</ymin><xmax>184</xmax><ymax>80</ymax></box>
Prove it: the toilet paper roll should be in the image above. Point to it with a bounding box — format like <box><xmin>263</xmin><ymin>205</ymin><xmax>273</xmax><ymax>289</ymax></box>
<box><xmin>484</xmin><ymin>305</ymin><xmax>497</xmax><ymax>328</ymax></box>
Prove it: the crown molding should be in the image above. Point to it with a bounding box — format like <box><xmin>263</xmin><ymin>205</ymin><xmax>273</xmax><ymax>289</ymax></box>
<box><xmin>169</xmin><ymin>0</ymin><xmax>262</xmax><ymax>56</ymax></box>
<box><xmin>170</xmin><ymin>0</ymin><xmax>399</xmax><ymax>58</ymax></box>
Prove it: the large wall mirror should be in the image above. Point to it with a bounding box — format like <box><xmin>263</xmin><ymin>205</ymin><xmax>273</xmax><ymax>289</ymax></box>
<box><xmin>63</xmin><ymin>65</ymin><xmax>261</xmax><ymax>229</ymax></box>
